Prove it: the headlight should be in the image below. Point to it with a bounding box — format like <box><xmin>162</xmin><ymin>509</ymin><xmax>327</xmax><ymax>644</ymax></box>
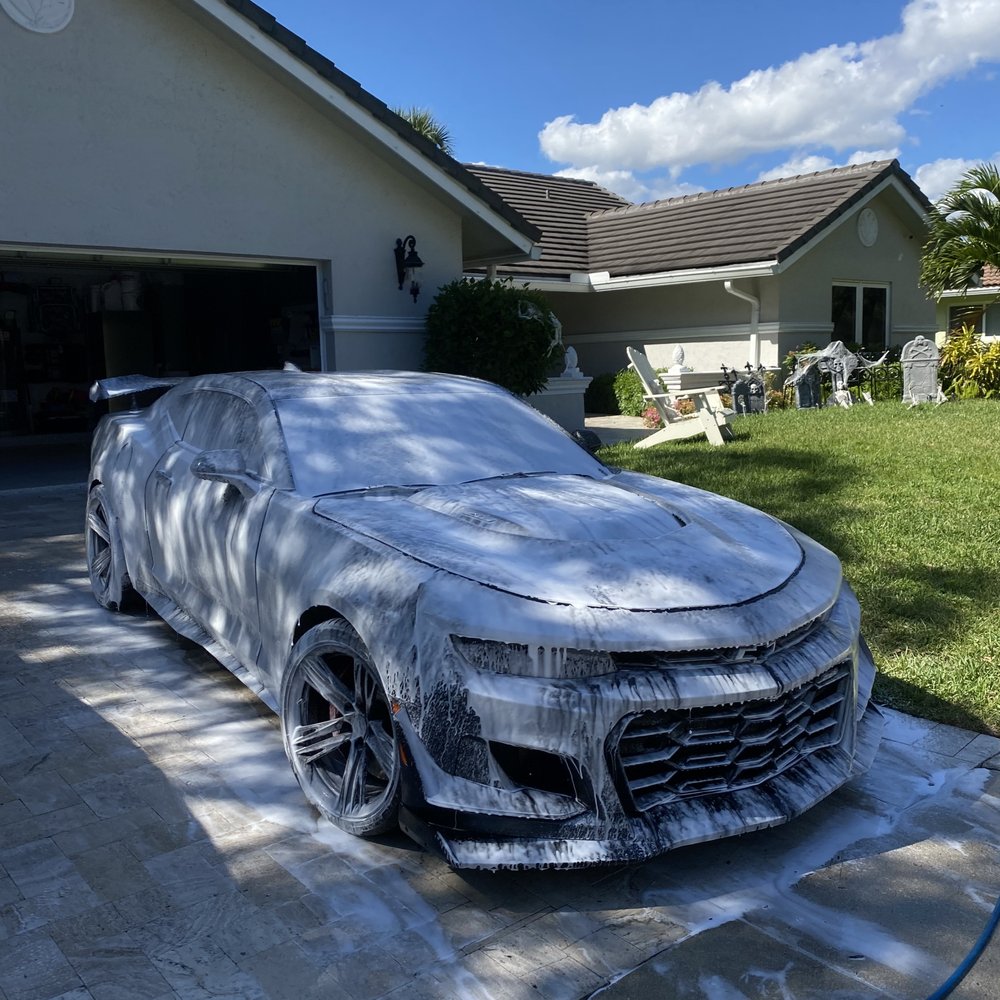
<box><xmin>452</xmin><ymin>637</ymin><xmax>614</xmax><ymax>678</ymax></box>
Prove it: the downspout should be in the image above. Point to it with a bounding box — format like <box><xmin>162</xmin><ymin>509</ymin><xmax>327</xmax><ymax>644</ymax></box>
<box><xmin>724</xmin><ymin>280</ymin><xmax>760</xmax><ymax>367</ymax></box>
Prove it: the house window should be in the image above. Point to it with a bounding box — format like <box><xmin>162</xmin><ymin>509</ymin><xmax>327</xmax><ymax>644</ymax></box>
<box><xmin>949</xmin><ymin>302</ymin><xmax>1000</xmax><ymax>340</ymax></box>
<box><xmin>831</xmin><ymin>284</ymin><xmax>888</xmax><ymax>351</ymax></box>
<box><xmin>948</xmin><ymin>304</ymin><xmax>983</xmax><ymax>333</ymax></box>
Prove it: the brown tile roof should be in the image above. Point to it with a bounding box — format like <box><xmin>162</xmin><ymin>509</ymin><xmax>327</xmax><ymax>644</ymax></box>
<box><xmin>587</xmin><ymin>160</ymin><xmax>930</xmax><ymax>277</ymax></box>
<box><xmin>982</xmin><ymin>264</ymin><xmax>1000</xmax><ymax>287</ymax></box>
<box><xmin>470</xmin><ymin>159</ymin><xmax>930</xmax><ymax>281</ymax></box>
<box><xmin>464</xmin><ymin>166</ymin><xmax>629</xmax><ymax>276</ymax></box>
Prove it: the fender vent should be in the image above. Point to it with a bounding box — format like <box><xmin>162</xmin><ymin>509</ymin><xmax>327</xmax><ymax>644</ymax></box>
<box><xmin>612</xmin><ymin>662</ymin><xmax>851</xmax><ymax>812</ymax></box>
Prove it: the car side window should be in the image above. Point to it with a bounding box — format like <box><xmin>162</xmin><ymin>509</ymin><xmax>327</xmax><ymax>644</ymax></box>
<box><xmin>181</xmin><ymin>390</ymin><xmax>263</xmax><ymax>477</ymax></box>
<box><xmin>157</xmin><ymin>389</ymin><xmax>193</xmax><ymax>440</ymax></box>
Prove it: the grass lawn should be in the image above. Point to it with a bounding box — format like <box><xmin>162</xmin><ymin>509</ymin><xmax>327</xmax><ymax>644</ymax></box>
<box><xmin>597</xmin><ymin>399</ymin><xmax>1000</xmax><ymax>735</ymax></box>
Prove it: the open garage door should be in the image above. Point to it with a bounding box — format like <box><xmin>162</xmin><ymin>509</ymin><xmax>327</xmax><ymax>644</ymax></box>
<box><xmin>0</xmin><ymin>254</ymin><xmax>318</xmax><ymax>437</ymax></box>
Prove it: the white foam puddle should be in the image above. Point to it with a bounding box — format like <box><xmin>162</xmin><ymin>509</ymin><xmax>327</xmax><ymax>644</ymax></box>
<box><xmin>638</xmin><ymin>721</ymin><xmax>994</xmax><ymax>984</ymax></box>
<box><xmin>699</xmin><ymin>974</ymin><xmax>753</xmax><ymax>999</ymax></box>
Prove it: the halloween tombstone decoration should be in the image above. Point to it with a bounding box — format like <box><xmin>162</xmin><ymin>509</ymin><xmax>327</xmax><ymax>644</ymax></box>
<box><xmin>901</xmin><ymin>335</ymin><xmax>944</xmax><ymax>405</ymax></box>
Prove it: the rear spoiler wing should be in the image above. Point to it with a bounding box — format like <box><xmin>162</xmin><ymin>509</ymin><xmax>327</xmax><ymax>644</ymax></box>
<box><xmin>89</xmin><ymin>375</ymin><xmax>181</xmax><ymax>404</ymax></box>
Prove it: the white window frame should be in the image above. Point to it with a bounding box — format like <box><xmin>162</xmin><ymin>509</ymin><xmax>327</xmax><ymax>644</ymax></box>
<box><xmin>831</xmin><ymin>281</ymin><xmax>891</xmax><ymax>348</ymax></box>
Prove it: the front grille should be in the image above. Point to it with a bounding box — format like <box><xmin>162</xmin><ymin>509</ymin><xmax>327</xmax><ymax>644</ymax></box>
<box><xmin>609</xmin><ymin>612</ymin><xmax>829</xmax><ymax>671</ymax></box>
<box><xmin>612</xmin><ymin>662</ymin><xmax>851</xmax><ymax>812</ymax></box>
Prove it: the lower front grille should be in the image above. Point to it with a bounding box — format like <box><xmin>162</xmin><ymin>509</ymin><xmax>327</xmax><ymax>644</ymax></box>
<box><xmin>612</xmin><ymin>662</ymin><xmax>852</xmax><ymax>812</ymax></box>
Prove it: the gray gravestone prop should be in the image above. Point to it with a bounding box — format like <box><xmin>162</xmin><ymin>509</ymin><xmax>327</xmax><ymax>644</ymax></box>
<box><xmin>901</xmin><ymin>335</ymin><xmax>941</xmax><ymax>405</ymax></box>
<box><xmin>795</xmin><ymin>366</ymin><xmax>821</xmax><ymax>408</ymax></box>
<box><xmin>732</xmin><ymin>379</ymin><xmax>750</xmax><ymax>415</ymax></box>
<box><xmin>733</xmin><ymin>374</ymin><xmax>767</xmax><ymax>414</ymax></box>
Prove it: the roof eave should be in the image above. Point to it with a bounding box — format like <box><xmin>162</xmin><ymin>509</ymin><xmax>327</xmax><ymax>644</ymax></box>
<box><xmin>934</xmin><ymin>284</ymin><xmax>1000</xmax><ymax>300</ymax></box>
<box><xmin>588</xmin><ymin>260</ymin><xmax>780</xmax><ymax>291</ymax></box>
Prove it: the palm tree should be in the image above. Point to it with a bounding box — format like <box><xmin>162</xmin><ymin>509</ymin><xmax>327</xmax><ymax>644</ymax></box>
<box><xmin>392</xmin><ymin>106</ymin><xmax>454</xmax><ymax>157</ymax></box>
<box><xmin>920</xmin><ymin>162</ymin><xmax>1000</xmax><ymax>296</ymax></box>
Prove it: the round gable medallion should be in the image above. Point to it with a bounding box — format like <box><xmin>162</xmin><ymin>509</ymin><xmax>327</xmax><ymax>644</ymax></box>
<box><xmin>857</xmin><ymin>208</ymin><xmax>879</xmax><ymax>247</ymax></box>
<box><xmin>1</xmin><ymin>0</ymin><xmax>74</xmax><ymax>33</ymax></box>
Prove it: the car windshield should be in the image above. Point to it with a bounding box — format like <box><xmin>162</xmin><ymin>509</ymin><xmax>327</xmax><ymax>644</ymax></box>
<box><xmin>274</xmin><ymin>389</ymin><xmax>607</xmax><ymax>496</ymax></box>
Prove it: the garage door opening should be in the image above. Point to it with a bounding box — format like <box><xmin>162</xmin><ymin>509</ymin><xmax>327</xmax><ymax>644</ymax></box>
<box><xmin>0</xmin><ymin>257</ymin><xmax>318</xmax><ymax>437</ymax></box>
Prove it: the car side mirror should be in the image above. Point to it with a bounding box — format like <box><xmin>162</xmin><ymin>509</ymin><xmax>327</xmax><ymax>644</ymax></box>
<box><xmin>191</xmin><ymin>449</ymin><xmax>260</xmax><ymax>499</ymax></box>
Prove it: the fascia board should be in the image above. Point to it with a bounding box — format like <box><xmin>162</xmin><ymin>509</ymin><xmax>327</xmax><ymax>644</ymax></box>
<box><xmin>176</xmin><ymin>0</ymin><xmax>537</xmax><ymax>259</ymax></box>
<box><xmin>935</xmin><ymin>285</ymin><xmax>1000</xmax><ymax>300</ymax></box>
<box><xmin>588</xmin><ymin>261</ymin><xmax>778</xmax><ymax>291</ymax></box>
<box><xmin>508</xmin><ymin>278</ymin><xmax>592</xmax><ymax>294</ymax></box>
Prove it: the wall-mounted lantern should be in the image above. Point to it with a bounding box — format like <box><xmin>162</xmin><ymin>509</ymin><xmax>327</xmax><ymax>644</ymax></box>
<box><xmin>394</xmin><ymin>235</ymin><xmax>424</xmax><ymax>302</ymax></box>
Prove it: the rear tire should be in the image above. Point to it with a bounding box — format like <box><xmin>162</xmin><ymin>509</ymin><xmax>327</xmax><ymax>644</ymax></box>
<box><xmin>85</xmin><ymin>484</ymin><xmax>135</xmax><ymax>612</ymax></box>
<box><xmin>280</xmin><ymin>621</ymin><xmax>400</xmax><ymax>837</ymax></box>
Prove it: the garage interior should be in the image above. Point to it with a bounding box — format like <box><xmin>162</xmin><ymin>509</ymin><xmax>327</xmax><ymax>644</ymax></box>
<box><xmin>0</xmin><ymin>256</ymin><xmax>319</xmax><ymax>438</ymax></box>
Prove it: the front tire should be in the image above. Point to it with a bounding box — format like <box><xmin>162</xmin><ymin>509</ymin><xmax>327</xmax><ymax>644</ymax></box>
<box><xmin>280</xmin><ymin>621</ymin><xmax>400</xmax><ymax>837</ymax></box>
<box><xmin>85</xmin><ymin>484</ymin><xmax>135</xmax><ymax>612</ymax></box>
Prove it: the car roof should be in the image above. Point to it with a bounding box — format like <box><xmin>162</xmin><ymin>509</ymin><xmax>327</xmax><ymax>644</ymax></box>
<box><xmin>182</xmin><ymin>370</ymin><xmax>509</xmax><ymax>402</ymax></box>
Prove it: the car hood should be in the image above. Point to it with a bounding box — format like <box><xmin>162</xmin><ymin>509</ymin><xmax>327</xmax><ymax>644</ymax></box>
<box><xmin>312</xmin><ymin>474</ymin><xmax>803</xmax><ymax>611</ymax></box>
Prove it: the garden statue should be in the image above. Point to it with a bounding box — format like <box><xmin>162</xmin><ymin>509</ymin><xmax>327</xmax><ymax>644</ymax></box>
<box><xmin>560</xmin><ymin>345</ymin><xmax>584</xmax><ymax>379</ymax></box>
<box><xmin>668</xmin><ymin>344</ymin><xmax>694</xmax><ymax>374</ymax></box>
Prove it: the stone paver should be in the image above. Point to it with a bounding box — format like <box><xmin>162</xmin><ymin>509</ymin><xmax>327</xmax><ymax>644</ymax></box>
<box><xmin>1</xmin><ymin>483</ymin><xmax>999</xmax><ymax>999</ymax></box>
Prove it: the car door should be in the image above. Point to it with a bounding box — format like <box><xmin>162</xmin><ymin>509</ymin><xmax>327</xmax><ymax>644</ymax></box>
<box><xmin>145</xmin><ymin>388</ymin><xmax>273</xmax><ymax>669</ymax></box>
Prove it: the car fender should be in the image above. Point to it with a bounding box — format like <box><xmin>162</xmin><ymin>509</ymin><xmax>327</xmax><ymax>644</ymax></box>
<box><xmin>253</xmin><ymin>492</ymin><xmax>435</xmax><ymax>696</ymax></box>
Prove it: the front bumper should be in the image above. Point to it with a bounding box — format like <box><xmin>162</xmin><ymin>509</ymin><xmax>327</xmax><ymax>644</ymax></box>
<box><xmin>400</xmin><ymin>700</ymin><xmax>883</xmax><ymax>870</ymax></box>
<box><xmin>396</xmin><ymin>585</ymin><xmax>883</xmax><ymax>870</ymax></box>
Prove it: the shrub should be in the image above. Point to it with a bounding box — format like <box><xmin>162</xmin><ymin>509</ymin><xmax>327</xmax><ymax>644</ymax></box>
<box><xmin>641</xmin><ymin>405</ymin><xmax>662</xmax><ymax>429</ymax></box>
<box><xmin>766</xmin><ymin>388</ymin><xmax>789</xmax><ymax>410</ymax></box>
<box><xmin>612</xmin><ymin>368</ymin><xmax>647</xmax><ymax>415</ymax></box>
<box><xmin>584</xmin><ymin>372</ymin><xmax>619</xmax><ymax>414</ymax></box>
<box><xmin>613</xmin><ymin>365</ymin><xmax>670</xmax><ymax>416</ymax></box>
<box><xmin>424</xmin><ymin>278</ymin><xmax>563</xmax><ymax>396</ymax></box>
<box><xmin>939</xmin><ymin>325</ymin><xmax>1000</xmax><ymax>398</ymax></box>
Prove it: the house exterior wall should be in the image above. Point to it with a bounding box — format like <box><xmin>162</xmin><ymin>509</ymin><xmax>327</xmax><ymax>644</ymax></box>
<box><xmin>555</xmin><ymin>281</ymin><xmax>775</xmax><ymax>376</ymax></box>
<box><xmin>556</xmin><ymin>188</ymin><xmax>934</xmax><ymax>380</ymax></box>
<box><xmin>0</xmin><ymin>0</ymin><xmax>464</xmax><ymax>369</ymax></box>
<box><xmin>774</xmin><ymin>192</ymin><xmax>935</xmax><ymax>358</ymax></box>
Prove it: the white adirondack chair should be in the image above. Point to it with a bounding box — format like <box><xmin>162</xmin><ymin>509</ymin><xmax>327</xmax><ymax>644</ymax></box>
<box><xmin>626</xmin><ymin>347</ymin><xmax>734</xmax><ymax>448</ymax></box>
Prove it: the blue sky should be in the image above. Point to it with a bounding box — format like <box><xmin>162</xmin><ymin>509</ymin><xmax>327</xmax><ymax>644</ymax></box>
<box><xmin>261</xmin><ymin>0</ymin><xmax>1000</xmax><ymax>202</ymax></box>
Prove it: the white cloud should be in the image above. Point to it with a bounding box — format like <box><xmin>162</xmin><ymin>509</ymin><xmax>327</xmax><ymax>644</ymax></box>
<box><xmin>553</xmin><ymin>166</ymin><xmax>704</xmax><ymax>203</ymax></box>
<box><xmin>913</xmin><ymin>156</ymin><xmax>985</xmax><ymax>201</ymax></box>
<box><xmin>539</xmin><ymin>0</ymin><xmax>1000</xmax><ymax>175</ymax></box>
<box><xmin>755</xmin><ymin>149</ymin><xmax>901</xmax><ymax>182</ymax></box>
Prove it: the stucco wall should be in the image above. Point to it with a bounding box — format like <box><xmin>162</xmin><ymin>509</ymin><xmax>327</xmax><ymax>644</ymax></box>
<box><xmin>775</xmin><ymin>190</ymin><xmax>935</xmax><ymax>355</ymax></box>
<box><xmin>0</xmin><ymin>0</ymin><xmax>459</xmax><ymax>350</ymax></box>
<box><xmin>555</xmin><ymin>281</ymin><xmax>774</xmax><ymax>375</ymax></box>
